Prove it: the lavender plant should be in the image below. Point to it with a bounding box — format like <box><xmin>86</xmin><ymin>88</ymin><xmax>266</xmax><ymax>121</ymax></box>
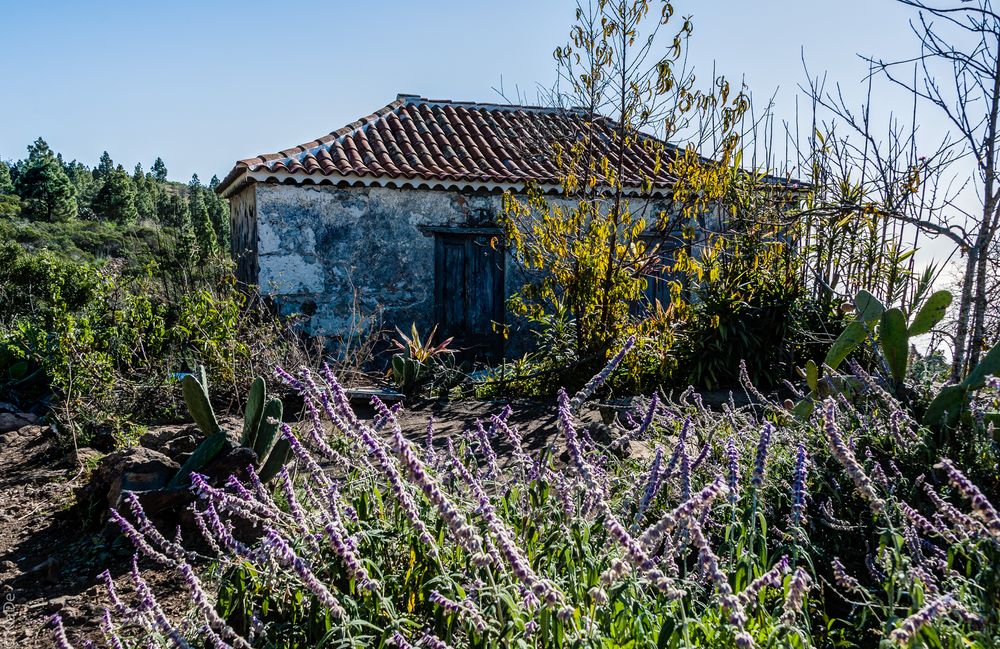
<box><xmin>60</xmin><ymin>346</ymin><xmax>1000</xmax><ymax>648</ymax></box>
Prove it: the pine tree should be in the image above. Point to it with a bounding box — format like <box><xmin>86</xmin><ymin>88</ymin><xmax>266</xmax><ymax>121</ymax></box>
<box><xmin>132</xmin><ymin>164</ymin><xmax>156</xmax><ymax>221</ymax></box>
<box><xmin>188</xmin><ymin>174</ymin><xmax>218</xmax><ymax>257</ymax></box>
<box><xmin>0</xmin><ymin>162</ymin><xmax>20</xmax><ymax>217</ymax></box>
<box><xmin>65</xmin><ymin>160</ymin><xmax>98</xmax><ymax>219</ymax></box>
<box><xmin>95</xmin><ymin>151</ymin><xmax>114</xmax><ymax>179</ymax></box>
<box><xmin>92</xmin><ymin>164</ymin><xmax>138</xmax><ymax>225</ymax></box>
<box><xmin>171</xmin><ymin>193</ymin><xmax>198</xmax><ymax>262</ymax></box>
<box><xmin>207</xmin><ymin>174</ymin><xmax>230</xmax><ymax>252</ymax></box>
<box><xmin>0</xmin><ymin>161</ymin><xmax>13</xmax><ymax>195</ymax></box>
<box><xmin>15</xmin><ymin>138</ymin><xmax>77</xmax><ymax>222</ymax></box>
<box><xmin>151</xmin><ymin>157</ymin><xmax>168</xmax><ymax>183</ymax></box>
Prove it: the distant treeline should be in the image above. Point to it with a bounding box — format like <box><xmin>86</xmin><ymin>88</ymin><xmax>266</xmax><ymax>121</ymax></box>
<box><xmin>0</xmin><ymin>138</ymin><xmax>228</xmax><ymax>259</ymax></box>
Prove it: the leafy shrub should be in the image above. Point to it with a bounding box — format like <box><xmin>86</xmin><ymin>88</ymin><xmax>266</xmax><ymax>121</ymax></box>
<box><xmin>0</xmin><ymin>242</ymin><xmax>314</xmax><ymax>446</ymax></box>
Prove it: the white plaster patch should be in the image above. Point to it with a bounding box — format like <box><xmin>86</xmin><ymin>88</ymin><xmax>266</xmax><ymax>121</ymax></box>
<box><xmin>258</xmin><ymin>254</ymin><xmax>325</xmax><ymax>295</ymax></box>
<box><xmin>257</xmin><ymin>219</ymin><xmax>283</xmax><ymax>255</ymax></box>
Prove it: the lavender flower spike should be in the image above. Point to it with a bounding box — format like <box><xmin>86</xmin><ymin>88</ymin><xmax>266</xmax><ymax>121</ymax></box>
<box><xmin>263</xmin><ymin>528</ymin><xmax>346</xmax><ymax>619</ymax></box>
<box><xmin>822</xmin><ymin>399</ymin><xmax>884</xmax><ymax>513</ymax></box>
<box><xmin>569</xmin><ymin>335</ymin><xmax>635</xmax><ymax>411</ymax></box>
<box><xmin>738</xmin><ymin>556</ymin><xmax>790</xmax><ymax>608</ymax></box>
<box><xmin>726</xmin><ymin>436</ymin><xmax>740</xmax><ymax>504</ymax></box>
<box><xmin>831</xmin><ymin>558</ymin><xmax>863</xmax><ymax>593</ymax></box>
<box><xmin>888</xmin><ymin>595</ymin><xmax>978</xmax><ymax>645</ymax></box>
<box><xmin>936</xmin><ymin>458</ymin><xmax>1000</xmax><ymax>540</ymax></box>
<box><xmin>750</xmin><ymin>422</ymin><xmax>772</xmax><ymax>488</ymax></box>
<box><xmin>51</xmin><ymin>614</ymin><xmax>75</xmax><ymax>649</ymax></box>
<box><xmin>634</xmin><ymin>446</ymin><xmax>663</xmax><ymax>526</ymax></box>
<box><xmin>789</xmin><ymin>442</ymin><xmax>809</xmax><ymax>529</ymax></box>
<box><xmin>779</xmin><ymin>567</ymin><xmax>812</xmax><ymax>626</ymax></box>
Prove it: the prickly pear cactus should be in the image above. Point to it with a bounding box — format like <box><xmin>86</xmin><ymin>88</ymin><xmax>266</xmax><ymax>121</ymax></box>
<box><xmin>182</xmin><ymin>373</ymin><xmax>221</xmax><ymax>436</ymax></box>
<box><xmin>258</xmin><ymin>437</ymin><xmax>292</xmax><ymax>484</ymax></box>
<box><xmin>253</xmin><ymin>398</ymin><xmax>283</xmax><ymax>460</ymax></box>
<box><xmin>241</xmin><ymin>377</ymin><xmax>267</xmax><ymax>448</ymax></box>
<box><xmin>169</xmin><ymin>432</ymin><xmax>228</xmax><ymax>487</ymax></box>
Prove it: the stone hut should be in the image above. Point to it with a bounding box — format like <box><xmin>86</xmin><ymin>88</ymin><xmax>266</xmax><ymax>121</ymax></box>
<box><xmin>215</xmin><ymin>94</ymin><xmax>683</xmax><ymax>358</ymax></box>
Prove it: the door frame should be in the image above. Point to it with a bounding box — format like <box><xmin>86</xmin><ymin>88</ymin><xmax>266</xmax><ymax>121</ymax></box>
<box><xmin>421</xmin><ymin>226</ymin><xmax>505</xmax><ymax>359</ymax></box>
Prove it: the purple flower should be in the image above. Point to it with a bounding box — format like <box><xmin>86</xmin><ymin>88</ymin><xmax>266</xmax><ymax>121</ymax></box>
<box><xmin>936</xmin><ymin>458</ymin><xmax>1000</xmax><ymax>539</ymax></box>
<box><xmin>449</xmin><ymin>451</ymin><xmax>564</xmax><ymax>608</ymax></box>
<box><xmin>178</xmin><ymin>562</ymin><xmax>251</xmax><ymax>648</ymax></box>
<box><xmin>611</xmin><ymin>394</ymin><xmax>658</xmax><ymax>451</ymax></box>
<box><xmin>51</xmin><ymin>614</ymin><xmax>75</xmax><ymax>649</ymax></box>
<box><xmin>738</xmin><ymin>556</ymin><xmax>790</xmax><ymax>607</ymax></box>
<box><xmin>831</xmin><ymin>557</ymin><xmax>862</xmax><ymax>593</ymax></box>
<box><xmin>822</xmin><ymin>400</ymin><xmax>883</xmax><ymax>513</ymax></box>
<box><xmin>639</xmin><ymin>476</ymin><xmax>727</xmax><ymax>552</ymax></box>
<box><xmin>725</xmin><ymin>436</ymin><xmax>740</xmax><ymax>504</ymax></box>
<box><xmin>569</xmin><ymin>336</ymin><xmax>635</xmax><ymax>411</ymax></box>
<box><xmin>678</xmin><ymin>447</ymin><xmax>691</xmax><ymax>501</ymax></box>
<box><xmin>634</xmin><ymin>447</ymin><xmax>663</xmax><ymax>525</ymax></box>
<box><xmin>392</xmin><ymin>428</ymin><xmax>485</xmax><ymax>561</ymax></box>
<box><xmin>789</xmin><ymin>442</ymin><xmax>809</xmax><ymax>529</ymax></box>
<box><xmin>473</xmin><ymin>419</ymin><xmax>500</xmax><ymax>477</ymax></box>
<box><xmin>418</xmin><ymin>631</ymin><xmax>455</xmax><ymax>649</ymax></box>
<box><xmin>108</xmin><ymin>507</ymin><xmax>173</xmax><ymax>567</ymax></box>
<box><xmin>557</xmin><ymin>389</ymin><xmax>604</xmax><ymax>497</ymax></box>
<box><xmin>129</xmin><ymin>556</ymin><xmax>191</xmax><ymax>647</ymax></box>
<box><xmin>688</xmin><ymin>521</ymin><xmax>750</xmax><ymax>639</ymax></box>
<box><xmin>751</xmin><ymin>422</ymin><xmax>772</xmax><ymax>488</ymax></box>
<box><xmin>596</xmin><ymin>500</ymin><xmax>683</xmax><ymax>597</ymax></box>
<box><xmin>428</xmin><ymin>590</ymin><xmax>488</xmax><ymax>633</ymax></box>
<box><xmin>779</xmin><ymin>567</ymin><xmax>812</xmax><ymax>626</ymax></box>
<box><xmin>99</xmin><ymin>607</ymin><xmax>125</xmax><ymax>649</ymax></box>
<box><xmin>424</xmin><ymin>415</ymin><xmax>437</xmax><ymax>465</ymax></box>
<box><xmin>889</xmin><ymin>595</ymin><xmax>980</xmax><ymax>645</ymax></box>
<box><xmin>262</xmin><ymin>528</ymin><xmax>346</xmax><ymax>619</ymax></box>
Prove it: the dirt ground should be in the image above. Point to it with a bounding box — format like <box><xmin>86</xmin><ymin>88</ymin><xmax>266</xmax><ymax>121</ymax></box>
<box><xmin>0</xmin><ymin>396</ymin><xmax>626</xmax><ymax>647</ymax></box>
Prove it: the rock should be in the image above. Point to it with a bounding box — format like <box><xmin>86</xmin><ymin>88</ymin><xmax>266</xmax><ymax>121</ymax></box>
<box><xmin>132</xmin><ymin>485</ymin><xmax>193</xmax><ymax>516</ymax></box>
<box><xmin>140</xmin><ymin>424</ymin><xmax>201</xmax><ymax>456</ymax></box>
<box><xmin>0</xmin><ymin>411</ymin><xmax>38</xmax><ymax>433</ymax></box>
<box><xmin>74</xmin><ymin>447</ymin><xmax>103</xmax><ymax>468</ymax></box>
<box><xmin>201</xmin><ymin>445</ymin><xmax>258</xmax><ymax>484</ymax></box>
<box><xmin>45</xmin><ymin>595</ymin><xmax>71</xmax><ymax>613</ymax></box>
<box><xmin>86</xmin><ymin>446</ymin><xmax>180</xmax><ymax>513</ymax></box>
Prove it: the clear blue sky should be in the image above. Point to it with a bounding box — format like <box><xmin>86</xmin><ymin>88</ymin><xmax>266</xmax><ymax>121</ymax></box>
<box><xmin>1</xmin><ymin>0</ymin><xmax>931</xmax><ymax>183</ymax></box>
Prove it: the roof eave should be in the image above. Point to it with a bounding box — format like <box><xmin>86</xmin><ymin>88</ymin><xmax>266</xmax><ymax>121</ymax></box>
<box><xmin>235</xmin><ymin>169</ymin><xmax>675</xmax><ymax>198</ymax></box>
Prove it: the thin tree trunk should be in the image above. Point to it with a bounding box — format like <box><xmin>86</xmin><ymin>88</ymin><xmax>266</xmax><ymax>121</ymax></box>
<box><xmin>951</xmin><ymin>248</ymin><xmax>978</xmax><ymax>381</ymax></box>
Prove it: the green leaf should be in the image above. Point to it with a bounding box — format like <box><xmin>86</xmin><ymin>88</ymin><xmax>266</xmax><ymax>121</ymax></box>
<box><xmin>170</xmin><ymin>432</ymin><xmax>227</xmax><ymax>487</ymax></box>
<box><xmin>923</xmin><ymin>384</ymin><xmax>968</xmax><ymax>429</ymax></box>
<box><xmin>805</xmin><ymin>360</ymin><xmax>819</xmax><ymax>394</ymax></box>
<box><xmin>253</xmin><ymin>398</ymin><xmax>284</xmax><ymax>460</ymax></box>
<box><xmin>792</xmin><ymin>398</ymin><xmax>814</xmax><ymax>419</ymax></box>
<box><xmin>962</xmin><ymin>340</ymin><xmax>1000</xmax><ymax>390</ymax></box>
<box><xmin>854</xmin><ymin>290</ymin><xmax>885</xmax><ymax>323</ymax></box>
<box><xmin>241</xmin><ymin>377</ymin><xmax>266</xmax><ymax>447</ymax></box>
<box><xmin>879</xmin><ymin>308</ymin><xmax>909</xmax><ymax>384</ymax></box>
<box><xmin>825</xmin><ymin>321</ymin><xmax>869</xmax><ymax>370</ymax></box>
<box><xmin>258</xmin><ymin>435</ymin><xmax>292</xmax><ymax>484</ymax></box>
<box><xmin>907</xmin><ymin>290</ymin><xmax>952</xmax><ymax>337</ymax></box>
<box><xmin>182</xmin><ymin>374</ymin><xmax>221</xmax><ymax>436</ymax></box>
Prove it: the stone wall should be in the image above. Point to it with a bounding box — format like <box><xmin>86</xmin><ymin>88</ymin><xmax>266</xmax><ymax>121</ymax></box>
<box><xmin>247</xmin><ymin>183</ymin><xmax>677</xmax><ymax>348</ymax></box>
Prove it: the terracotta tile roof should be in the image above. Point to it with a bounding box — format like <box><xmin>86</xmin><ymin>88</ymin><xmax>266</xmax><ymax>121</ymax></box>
<box><xmin>216</xmin><ymin>94</ymin><xmax>681</xmax><ymax>197</ymax></box>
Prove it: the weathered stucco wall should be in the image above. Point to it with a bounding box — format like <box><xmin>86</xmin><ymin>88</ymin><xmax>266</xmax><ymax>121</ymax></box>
<box><xmin>249</xmin><ymin>183</ymin><xmax>678</xmax><ymax>348</ymax></box>
<box><xmin>253</xmin><ymin>184</ymin><xmax>513</xmax><ymax>342</ymax></box>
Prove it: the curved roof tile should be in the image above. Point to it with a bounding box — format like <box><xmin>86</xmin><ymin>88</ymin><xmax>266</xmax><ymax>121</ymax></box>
<box><xmin>216</xmin><ymin>94</ymin><xmax>681</xmax><ymax>196</ymax></box>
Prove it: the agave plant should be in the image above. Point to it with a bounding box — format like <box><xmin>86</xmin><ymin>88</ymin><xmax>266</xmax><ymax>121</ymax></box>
<box><xmin>390</xmin><ymin>324</ymin><xmax>455</xmax><ymax>396</ymax></box>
